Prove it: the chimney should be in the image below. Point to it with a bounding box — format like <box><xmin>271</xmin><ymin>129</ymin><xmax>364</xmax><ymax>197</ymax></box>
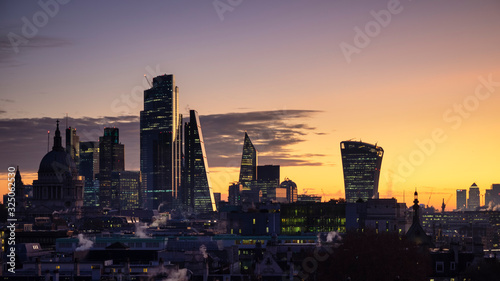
<box><xmin>74</xmin><ymin>258</ymin><xmax>80</xmax><ymax>276</ymax></box>
<box><xmin>53</xmin><ymin>269</ymin><xmax>59</xmax><ymax>281</ymax></box>
<box><xmin>36</xmin><ymin>258</ymin><xmax>42</xmax><ymax>277</ymax></box>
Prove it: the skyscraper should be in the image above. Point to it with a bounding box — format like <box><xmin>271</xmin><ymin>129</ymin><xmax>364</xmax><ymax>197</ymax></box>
<box><xmin>239</xmin><ymin>132</ymin><xmax>257</xmax><ymax>188</ymax></box>
<box><xmin>183</xmin><ymin>110</ymin><xmax>216</xmax><ymax>213</ymax></box>
<box><xmin>66</xmin><ymin>127</ymin><xmax>80</xmax><ymax>170</ymax></box>
<box><xmin>280</xmin><ymin>177</ymin><xmax>298</xmax><ymax>203</ymax></box>
<box><xmin>467</xmin><ymin>183</ymin><xmax>480</xmax><ymax>211</ymax></box>
<box><xmin>140</xmin><ymin>74</ymin><xmax>182</xmax><ymax>211</ymax></box>
<box><xmin>79</xmin><ymin>141</ymin><xmax>100</xmax><ymax>207</ymax></box>
<box><xmin>111</xmin><ymin>171</ymin><xmax>141</xmax><ymax>211</ymax></box>
<box><xmin>456</xmin><ymin>189</ymin><xmax>467</xmax><ymax>210</ymax></box>
<box><xmin>255</xmin><ymin>165</ymin><xmax>280</xmax><ymax>202</ymax></box>
<box><xmin>99</xmin><ymin>127</ymin><xmax>124</xmax><ymax>209</ymax></box>
<box><xmin>340</xmin><ymin>141</ymin><xmax>384</xmax><ymax>203</ymax></box>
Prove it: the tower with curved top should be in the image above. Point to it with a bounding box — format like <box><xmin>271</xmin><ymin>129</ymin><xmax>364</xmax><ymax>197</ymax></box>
<box><xmin>340</xmin><ymin>140</ymin><xmax>384</xmax><ymax>203</ymax></box>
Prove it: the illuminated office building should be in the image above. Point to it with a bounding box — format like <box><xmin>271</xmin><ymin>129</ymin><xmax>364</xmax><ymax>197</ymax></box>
<box><xmin>456</xmin><ymin>189</ymin><xmax>467</xmax><ymax>211</ymax></box>
<box><xmin>140</xmin><ymin>74</ymin><xmax>182</xmax><ymax>211</ymax></box>
<box><xmin>183</xmin><ymin>110</ymin><xmax>216</xmax><ymax>213</ymax></box>
<box><xmin>99</xmin><ymin>127</ymin><xmax>124</xmax><ymax>209</ymax></box>
<box><xmin>80</xmin><ymin>141</ymin><xmax>100</xmax><ymax>207</ymax></box>
<box><xmin>340</xmin><ymin>141</ymin><xmax>384</xmax><ymax>203</ymax></box>
<box><xmin>239</xmin><ymin>132</ymin><xmax>257</xmax><ymax>188</ymax></box>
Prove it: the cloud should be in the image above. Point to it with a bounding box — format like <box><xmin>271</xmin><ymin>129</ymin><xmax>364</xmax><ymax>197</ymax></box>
<box><xmin>0</xmin><ymin>110</ymin><xmax>327</xmax><ymax>177</ymax></box>
<box><xmin>0</xmin><ymin>110</ymin><xmax>6</xmax><ymax>115</ymax></box>
<box><xmin>0</xmin><ymin>99</ymin><xmax>14</xmax><ymax>103</ymax></box>
<box><xmin>0</xmin><ymin>35</ymin><xmax>72</xmax><ymax>66</ymax></box>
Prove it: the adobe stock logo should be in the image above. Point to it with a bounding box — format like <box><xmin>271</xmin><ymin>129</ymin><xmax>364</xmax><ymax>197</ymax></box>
<box><xmin>339</xmin><ymin>0</ymin><xmax>406</xmax><ymax>64</ymax></box>
<box><xmin>392</xmin><ymin>74</ymin><xmax>500</xmax><ymax>184</ymax></box>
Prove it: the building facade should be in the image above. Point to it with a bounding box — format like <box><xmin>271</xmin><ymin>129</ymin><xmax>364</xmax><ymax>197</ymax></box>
<box><xmin>467</xmin><ymin>183</ymin><xmax>480</xmax><ymax>211</ymax></box>
<box><xmin>183</xmin><ymin>110</ymin><xmax>216</xmax><ymax>213</ymax></box>
<box><xmin>80</xmin><ymin>141</ymin><xmax>99</xmax><ymax>207</ymax></box>
<box><xmin>340</xmin><ymin>141</ymin><xmax>384</xmax><ymax>203</ymax></box>
<box><xmin>239</xmin><ymin>132</ymin><xmax>257</xmax><ymax>188</ymax></box>
<box><xmin>456</xmin><ymin>189</ymin><xmax>467</xmax><ymax>211</ymax></box>
<box><xmin>140</xmin><ymin>74</ymin><xmax>182</xmax><ymax>211</ymax></box>
<box><xmin>99</xmin><ymin>128</ymin><xmax>125</xmax><ymax>209</ymax></box>
<box><xmin>111</xmin><ymin>171</ymin><xmax>141</xmax><ymax>211</ymax></box>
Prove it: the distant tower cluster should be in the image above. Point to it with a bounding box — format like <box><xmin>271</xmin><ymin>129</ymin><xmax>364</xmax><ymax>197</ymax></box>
<box><xmin>340</xmin><ymin>141</ymin><xmax>384</xmax><ymax>203</ymax></box>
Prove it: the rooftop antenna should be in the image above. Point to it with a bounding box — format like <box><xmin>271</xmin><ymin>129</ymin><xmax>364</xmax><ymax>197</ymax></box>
<box><xmin>66</xmin><ymin>113</ymin><xmax>68</xmax><ymax>129</ymax></box>
<box><xmin>144</xmin><ymin>74</ymin><xmax>152</xmax><ymax>88</ymax></box>
<box><xmin>47</xmin><ymin>130</ymin><xmax>50</xmax><ymax>152</ymax></box>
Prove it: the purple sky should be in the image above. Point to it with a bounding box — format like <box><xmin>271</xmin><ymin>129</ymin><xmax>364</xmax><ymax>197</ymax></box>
<box><xmin>1</xmin><ymin>0</ymin><xmax>500</xmax><ymax>207</ymax></box>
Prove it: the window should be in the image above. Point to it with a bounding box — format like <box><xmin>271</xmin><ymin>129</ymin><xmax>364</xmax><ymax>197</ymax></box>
<box><xmin>450</xmin><ymin>262</ymin><xmax>456</xmax><ymax>271</ymax></box>
<box><xmin>436</xmin><ymin>262</ymin><xmax>444</xmax><ymax>273</ymax></box>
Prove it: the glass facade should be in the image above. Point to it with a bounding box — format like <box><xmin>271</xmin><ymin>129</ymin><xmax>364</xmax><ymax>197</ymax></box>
<box><xmin>99</xmin><ymin>128</ymin><xmax>124</xmax><ymax>209</ymax></box>
<box><xmin>111</xmin><ymin>171</ymin><xmax>141</xmax><ymax>211</ymax></box>
<box><xmin>239</xmin><ymin>132</ymin><xmax>257</xmax><ymax>188</ymax></box>
<box><xmin>183</xmin><ymin>110</ymin><xmax>216</xmax><ymax>213</ymax></box>
<box><xmin>340</xmin><ymin>141</ymin><xmax>384</xmax><ymax>203</ymax></box>
<box><xmin>79</xmin><ymin>141</ymin><xmax>99</xmax><ymax>207</ymax></box>
<box><xmin>140</xmin><ymin>74</ymin><xmax>182</xmax><ymax>211</ymax></box>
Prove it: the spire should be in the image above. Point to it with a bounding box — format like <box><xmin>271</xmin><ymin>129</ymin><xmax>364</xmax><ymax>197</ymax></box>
<box><xmin>52</xmin><ymin>120</ymin><xmax>64</xmax><ymax>151</ymax></box>
<box><xmin>413</xmin><ymin>189</ymin><xmax>419</xmax><ymax>224</ymax></box>
<box><xmin>15</xmin><ymin>166</ymin><xmax>22</xmax><ymax>182</ymax></box>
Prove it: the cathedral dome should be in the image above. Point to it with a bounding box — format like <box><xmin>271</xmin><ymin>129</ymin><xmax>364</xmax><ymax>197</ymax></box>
<box><xmin>38</xmin><ymin>120</ymin><xmax>77</xmax><ymax>176</ymax></box>
<box><xmin>38</xmin><ymin>149</ymin><xmax>77</xmax><ymax>175</ymax></box>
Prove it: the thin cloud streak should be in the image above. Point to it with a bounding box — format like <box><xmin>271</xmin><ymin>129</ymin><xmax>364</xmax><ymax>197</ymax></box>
<box><xmin>0</xmin><ymin>110</ymin><xmax>328</xmax><ymax>176</ymax></box>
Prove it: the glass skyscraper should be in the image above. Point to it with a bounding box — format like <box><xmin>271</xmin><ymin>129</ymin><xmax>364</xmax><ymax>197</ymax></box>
<box><xmin>456</xmin><ymin>189</ymin><xmax>467</xmax><ymax>210</ymax></box>
<box><xmin>99</xmin><ymin>128</ymin><xmax>124</xmax><ymax>209</ymax></box>
<box><xmin>79</xmin><ymin>141</ymin><xmax>100</xmax><ymax>207</ymax></box>
<box><xmin>239</xmin><ymin>132</ymin><xmax>257</xmax><ymax>188</ymax></box>
<box><xmin>140</xmin><ymin>74</ymin><xmax>182</xmax><ymax>211</ymax></box>
<box><xmin>183</xmin><ymin>110</ymin><xmax>216</xmax><ymax>213</ymax></box>
<box><xmin>340</xmin><ymin>141</ymin><xmax>384</xmax><ymax>203</ymax></box>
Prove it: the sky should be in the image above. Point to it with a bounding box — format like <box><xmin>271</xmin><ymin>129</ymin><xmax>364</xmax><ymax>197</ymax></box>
<box><xmin>1</xmin><ymin>0</ymin><xmax>500</xmax><ymax>210</ymax></box>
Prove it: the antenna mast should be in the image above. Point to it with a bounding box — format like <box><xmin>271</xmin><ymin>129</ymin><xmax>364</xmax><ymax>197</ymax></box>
<box><xmin>47</xmin><ymin>131</ymin><xmax>50</xmax><ymax>152</ymax></box>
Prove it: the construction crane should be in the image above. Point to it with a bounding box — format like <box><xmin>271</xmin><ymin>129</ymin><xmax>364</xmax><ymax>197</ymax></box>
<box><xmin>427</xmin><ymin>191</ymin><xmax>433</xmax><ymax>208</ymax></box>
<box><xmin>442</xmin><ymin>194</ymin><xmax>453</xmax><ymax>212</ymax></box>
<box><xmin>144</xmin><ymin>74</ymin><xmax>152</xmax><ymax>88</ymax></box>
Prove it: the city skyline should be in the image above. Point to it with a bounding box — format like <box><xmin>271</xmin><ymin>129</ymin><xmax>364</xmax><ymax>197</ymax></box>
<box><xmin>1</xmin><ymin>1</ymin><xmax>500</xmax><ymax>210</ymax></box>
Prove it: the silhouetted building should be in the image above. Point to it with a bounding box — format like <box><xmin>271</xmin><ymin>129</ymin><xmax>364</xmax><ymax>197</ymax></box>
<box><xmin>80</xmin><ymin>141</ymin><xmax>100</xmax><ymax>207</ymax></box>
<box><xmin>297</xmin><ymin>194</ymin><xmax>321</xmax><ymax>203</ymax></box>
<box><xmin>484</xmin><ymin>184</ymin><xmax>500</xmax><ymax>208</ymax></box>
<box><xmin>111</xmin><ymin>171</ymin><xmax>141</xmax><ymax>211</ymax></box>
<box><xmin>31</xmin><ymin>121</ymin><xmax>84</xmax><ymax>219</ymax></box>
<box><xmin>213</xmin><ymin>193</ymin><xmax>221</xmax><ymax>210</ymax></box>
<box><xmin>239</xmin><ymin>132</ymin><xmax>257</xmax><ymax>188</ymax></box>
<box><xmin>13</xmin><ymin>166</ymin><xmax>27</xmax><ymax>218</ymax></box>
<box><xmin>456</xmin><ymin>189</ymin><xmax>467</xmax><ymax>211</ymax></box>
<box><xmin>99</xmin><ymin>127</ymin><xmax>124</xmax><ymax>209</ymax></box>
<box><xmin>224</xmin><ymin>204</ymin><xmax>280</xmax><ymax>235</ymax></box>
<box><xmin>183</xmin><ymin>110</ymin><xmax>216</xmax><ymax>213</ymax></box>
<box><xmin>346</xmin><ymin>198</ymin><xmax>408</xmax><ymax>233</ymax></box>
<box><xmin>280</xmin><ymin>177</ymin><xmax>297</xmax><ymax>203</ymax></box>
<box><xmin>141</xmin><ymin>74</ymin><xmax>182</xmax><ymax>211</ymax></box>
<box><xmin>65</xmin><ymin>126</ymin><xmax>79</xmax><ymax>170</ymax></box>
<box><xmin>468</xmin><ymin>183</ymin><xmax>480</xmax><ymax>211</ymax></box>
<box><xmin>254</xmin><ymin>165</ymin><xmax>280</xmax><ymax>202</ymax></box>
<box><xmin>340</xmin><ymin>141</ymin><xmax>384</xmax><ymax>203</ymax></box>
<box><xmin>228</xmin><ymin>182</ymin><xmax>241</xmax><ymax>206</ymax></box>
<box><xmin>406</xmin><ymin>190</ymin><xmax>433</xmax><ymax>248</ymax></box>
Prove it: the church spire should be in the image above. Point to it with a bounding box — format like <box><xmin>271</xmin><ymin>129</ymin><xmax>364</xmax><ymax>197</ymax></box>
<box><xmin>413</xmin><ymin>189</ymin><xmax>420</xmax><ymax>224</ymax></box>
<box><xmin>52</xmin><ymin>120</ymin><xmax>64</xmax><ymax>151</ymax></box>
